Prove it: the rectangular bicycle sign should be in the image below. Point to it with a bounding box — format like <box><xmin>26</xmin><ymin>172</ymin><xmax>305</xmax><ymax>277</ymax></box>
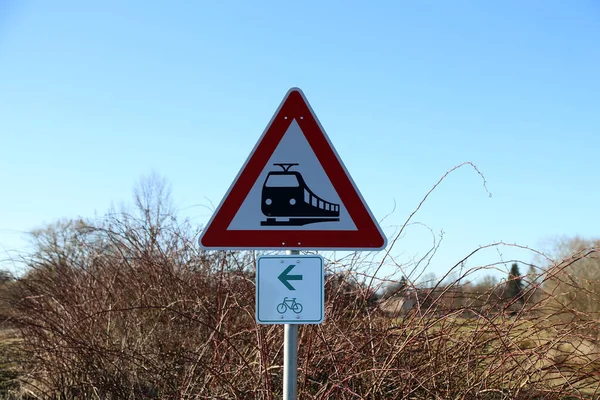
<box><xmin>256</xmin><ymin>255</ymin><xmax>324</xmax><ymax>324</ymax></box>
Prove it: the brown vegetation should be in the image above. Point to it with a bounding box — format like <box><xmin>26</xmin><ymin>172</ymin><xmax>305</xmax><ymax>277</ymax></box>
<box><xmin>0</xmin><ymin>170</ymin><xmax>599</xmax><ymax>399</ymax></box>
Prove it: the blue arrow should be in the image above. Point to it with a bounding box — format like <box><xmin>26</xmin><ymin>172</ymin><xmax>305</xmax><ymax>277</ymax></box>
<box><xmin>278</xmin><ymin>264</ymin><xmax>303</xmax><ymax>290</ymax></box>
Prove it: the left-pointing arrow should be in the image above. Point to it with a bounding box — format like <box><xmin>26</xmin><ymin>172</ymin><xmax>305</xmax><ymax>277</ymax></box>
<box><xmin>278</xmin><ymin>264</ymin><xmax>303</xmax><ymax>290</ymax></box>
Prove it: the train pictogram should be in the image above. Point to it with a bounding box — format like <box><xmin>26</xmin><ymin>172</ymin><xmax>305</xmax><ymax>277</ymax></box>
<box><xmin>261</xmin><ymin>163</ymin><xmax>340</xmax><ymax>226</ymax></box>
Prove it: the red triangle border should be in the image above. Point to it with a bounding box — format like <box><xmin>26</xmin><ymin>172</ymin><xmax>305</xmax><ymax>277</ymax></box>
<box><xmin>199</xmin><ymin>88</ymin><xmax>387</xmax><ymax>250</ymax></box>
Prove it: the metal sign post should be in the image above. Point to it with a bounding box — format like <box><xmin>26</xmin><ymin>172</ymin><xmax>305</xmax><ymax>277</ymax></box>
<box><xmin>283</xmin><ymin>322</ymin><xmax>298</xmax><ymax>400</ymax></box>
<box><xmin>198</xmin><ymin>88</ymin><xmax>387</xmax><ymax>399</ymax></box>
<box><xmin>256</xmin><ymin>252</ymin><xmax>324</xmax><ymax>400</ymax></box>
<box><xmin>284</xmin><ymin>248</ymin><xmax>299</xmax><ymax>399</ymax></box>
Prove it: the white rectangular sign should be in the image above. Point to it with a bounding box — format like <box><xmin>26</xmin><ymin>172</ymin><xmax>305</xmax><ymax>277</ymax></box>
<box><xmin>256</xmin><ymin>255</ymin><xmax>324</xmax><ymax>324</ymax></box>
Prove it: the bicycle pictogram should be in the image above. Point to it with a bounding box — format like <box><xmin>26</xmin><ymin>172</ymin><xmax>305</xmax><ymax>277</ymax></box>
<box><xmin>276</xmin><ymin>297</ymin><xmax>303</xmax><ymax>314</ymax></box>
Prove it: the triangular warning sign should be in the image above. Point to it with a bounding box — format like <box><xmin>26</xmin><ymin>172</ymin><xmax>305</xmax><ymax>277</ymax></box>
<box><xmin>199</xmin><ymin>88</ymin><xmax>387</xmax><ymax>250</ymax></box>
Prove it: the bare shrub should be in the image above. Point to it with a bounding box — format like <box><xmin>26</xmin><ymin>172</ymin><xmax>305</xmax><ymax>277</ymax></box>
<box><xmin>542</xmin><ymin>238</ymin><xmax>600</xmax><ymax>337</ymax></box>
<box><xmin>3</xmin><ymin>168</ymin><xmax>600</xmax><ymax>399</ymax></box>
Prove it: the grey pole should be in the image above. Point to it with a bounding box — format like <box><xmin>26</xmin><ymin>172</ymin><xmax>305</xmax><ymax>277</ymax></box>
<box><xmin>283</xmin><ymin>249</ymin><xmax>299</xmax><ymax>400</ymax></box>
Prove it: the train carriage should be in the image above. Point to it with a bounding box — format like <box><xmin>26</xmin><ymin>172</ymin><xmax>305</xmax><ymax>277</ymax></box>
<box><xmin>261</xmin><ymin>164</ymin><xmax>340</xmax><ymax>226</ymax></box>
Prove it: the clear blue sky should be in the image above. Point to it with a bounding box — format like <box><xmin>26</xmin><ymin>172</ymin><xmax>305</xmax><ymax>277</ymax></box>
<box><xmin>1</xmin><ymin>1</ymin><xmax>599</xmax><ymax>280</ymax></box>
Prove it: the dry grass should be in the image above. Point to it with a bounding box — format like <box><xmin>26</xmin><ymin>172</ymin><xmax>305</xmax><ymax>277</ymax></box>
<box><xmin>0</xmin><ymin>328</ymin><xmax>22</xmax><ymax>398</ymax></box>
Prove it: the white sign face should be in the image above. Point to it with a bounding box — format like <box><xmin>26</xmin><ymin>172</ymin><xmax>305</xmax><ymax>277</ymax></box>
<box><xmin>197</xmin><ymin>88</ymin><xmax>387</xmax><ymax>251</ymax></box>
<box><xmin>256</xmin><ymin>255</ymin><xmax>324</xmax><ymax>324</ymax></box>
<box><xmin>228</xmin><ymin>120</ymin><xmax>357</xmax><ymax>231</ymax></box>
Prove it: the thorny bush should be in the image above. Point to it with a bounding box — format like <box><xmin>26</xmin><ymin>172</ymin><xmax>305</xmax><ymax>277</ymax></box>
<box><xmin>2</xmin><ymin>167</ymin><xmax>600</xmax><ymax>399</ymax></box>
